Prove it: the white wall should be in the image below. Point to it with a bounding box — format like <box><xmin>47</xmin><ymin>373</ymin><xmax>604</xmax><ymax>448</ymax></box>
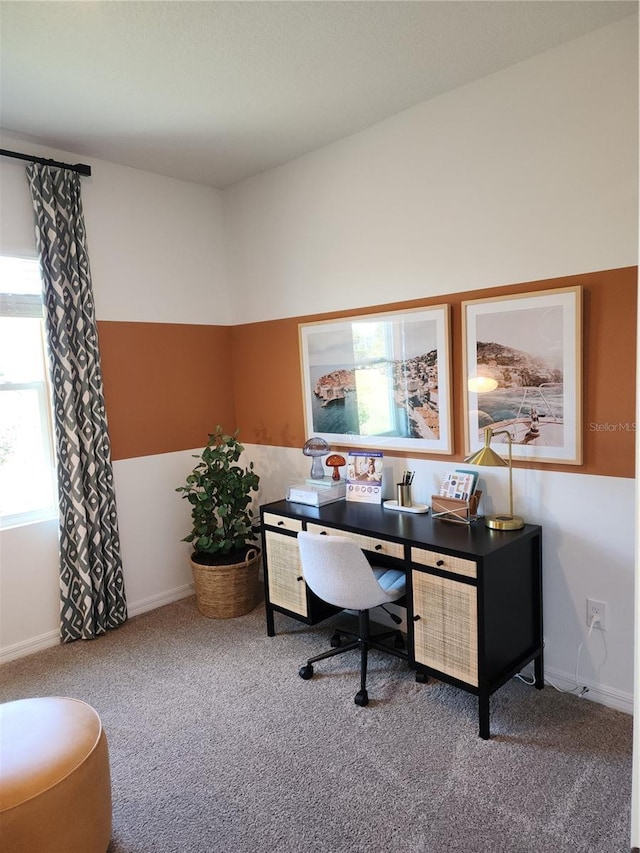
<box><xmin>0</xmin><ymin>450</ymin><xmax>197</xmax><ymax>660</ymax></box>
<box><xmin>0</xmin><ymin>133</ymin><xmax>229</xmax><ymax>660</ymax></box>
<box><xmin>225</xmin><ymin>17</ymin><xmax>639</xmax><ymax>713</ymax></box>
<box><xmin>0</xmin><ymin>130</ymin><xmax>229</xmax><ymax>324</ymax></box>
<box><xmin>223</xmin><ymin>17</ymin><xmax>638</xmax><ymax>323</ymax></box>
<box><xmin>0</xmin><ymin>518</ymin><xmax>60</xmax><ymax>658</ymax></box>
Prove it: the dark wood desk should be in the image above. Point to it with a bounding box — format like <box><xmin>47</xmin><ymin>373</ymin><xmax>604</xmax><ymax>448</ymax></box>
<box><xmin>260</xmin><ymin>499</ymin><xmax>543</xmax><ymax>739</ymax></box>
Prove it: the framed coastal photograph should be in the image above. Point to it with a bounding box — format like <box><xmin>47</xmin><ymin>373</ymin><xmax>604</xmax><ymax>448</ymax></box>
<box><xmin>462</xmin><ymin>286</ymin><xmax>582</xmax><ymax>464</ymax></box>
<box><xmin>299</xmin><ymin>305</ymin><xmax>453</xmax><ymax>455</ymax></box>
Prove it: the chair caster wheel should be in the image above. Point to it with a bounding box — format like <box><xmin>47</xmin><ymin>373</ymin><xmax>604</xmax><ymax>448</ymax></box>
<box><xmin>394</xmin><ymin>632</ymin><xmax>405</xmax><ymax>650</ymax></box>
<box><xmin>299</xmin><ymin>664</ymin><xmax>314</xmax><ymax>680</ymax></box>
<box><xmin>354</xmin><ymin>689</ymin><xmax>369</xmax><ymax>707</ymax></box>
<box><xmin>415</xmin><ymin>672</ymin><xmax>429</xmax><ymax>684</ymax></box>
<box><xmin>330</xmin><ymin>632</ymin><xmax>342</xmax><ymax>648</ymax></box>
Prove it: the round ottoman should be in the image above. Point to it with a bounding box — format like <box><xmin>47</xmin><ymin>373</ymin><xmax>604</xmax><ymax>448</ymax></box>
<box><xmin>0</xmin><ymin>696</ymin><xmax>112</xmax><ymax>853</ymax></box>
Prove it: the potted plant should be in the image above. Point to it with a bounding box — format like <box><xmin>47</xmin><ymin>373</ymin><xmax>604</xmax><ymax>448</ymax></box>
<box><xmin>176</xmin><ymin>426</ymin><xmax>261</xmax><ymax>618</ymax></box>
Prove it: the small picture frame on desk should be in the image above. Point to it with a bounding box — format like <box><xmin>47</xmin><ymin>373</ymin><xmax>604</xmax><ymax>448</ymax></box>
<box><xmin>346</xmin><ymin>450</ymin><xmax>383</xmax><ymax>504</ymax></box>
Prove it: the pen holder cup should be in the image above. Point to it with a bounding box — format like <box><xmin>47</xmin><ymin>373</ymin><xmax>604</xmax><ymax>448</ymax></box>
<box><xmin>397</xmin><ymin>484</ymin><xmax>412</xmax><ymax>507</ymax></box>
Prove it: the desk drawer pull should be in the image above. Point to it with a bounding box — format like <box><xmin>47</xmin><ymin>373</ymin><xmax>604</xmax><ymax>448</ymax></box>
<box><xmin>413</xmin><ymin>614</ymin><xmax>421</xmax><ymax>622</ymax></box>
<box><xmin>263</xmin><ymin>513</ymin><xmax>303</xmax><ymax>533</ymax></box>
<box><xmin>436</xmin><ymin>559</ymin><xmax>444</xmax><ymax>566</ymax></box>
<box><xmin>375</xmin><ymin>544</ymin><xmax>382</xmax><ymax>550</ymax></box>
<box><xmin>320</xmin><ymin>530</ymin><xmax>327</xmax><ymax>535</ymax></box>
<box><xmin>296</xmin><ymin>576</ymin><xmax>303</xmax><ymax>582</ymax></box>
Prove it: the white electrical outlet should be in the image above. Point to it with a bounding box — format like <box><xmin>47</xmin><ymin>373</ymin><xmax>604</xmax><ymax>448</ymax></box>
<box><xmin>586</xmin><ymin>598</ymin><xmax>607</xmax><ymax>630</ymax></box>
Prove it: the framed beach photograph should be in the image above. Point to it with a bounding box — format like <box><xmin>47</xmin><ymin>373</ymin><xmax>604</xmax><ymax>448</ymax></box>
<box><xmin>462</xmin><ymin>286</ymin><xmax>582</xmax><ymax>464</ymax></box>
<box><xmin>299</xmin><ymin>306</ymin><xmax>453</xmax><ymax>455</ymax></box>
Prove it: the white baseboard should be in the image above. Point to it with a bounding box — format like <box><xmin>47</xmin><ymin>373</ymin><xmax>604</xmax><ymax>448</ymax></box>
<box><xmin>0</xmin><ymin>628</ymin><xmax>61</xmax><ymax>664</ymax></box>
<box><xmin>0</xmin><ymin>583</ymin><xmax>195</xmax><ymax>665</ymax></box>
<box><xmin>126</xmin><ymin>583</ymin><xmax>194</xmax><ymax>618</ymax></box>
<box><xmin>539</xmin><ymin>664</ymin><xmax>633</xmax><ymax>715</ymax></box>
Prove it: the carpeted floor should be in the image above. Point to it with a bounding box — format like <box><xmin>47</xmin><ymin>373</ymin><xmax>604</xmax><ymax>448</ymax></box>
<box><xmin>0</xmin><ymin>596</ymin><xmax>633</xmax><ymax>853</ymax></box>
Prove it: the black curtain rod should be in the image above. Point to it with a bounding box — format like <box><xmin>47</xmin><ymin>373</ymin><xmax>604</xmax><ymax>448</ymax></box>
<box><xmin>0</xmin><ymin>148</ymin><xmax>91</xmax><ymax>176</ymax></box>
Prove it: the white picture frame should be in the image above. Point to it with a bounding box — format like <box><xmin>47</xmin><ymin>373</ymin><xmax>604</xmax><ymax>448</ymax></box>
<box><xmin>299</xmin><ymin>305</ymin><xmax>453</xmax><ymax>455</ymax></box>
<box><xmin>462</xmin><ymin>286</ymin><xmax>582</xmax><ymax>464</ymax></box>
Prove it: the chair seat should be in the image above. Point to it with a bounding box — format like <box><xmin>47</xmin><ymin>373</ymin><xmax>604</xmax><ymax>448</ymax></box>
<box><xmin>372</xmin><ymin>566</ymin><xmax>406</xmax><ymax>598</ymax></box>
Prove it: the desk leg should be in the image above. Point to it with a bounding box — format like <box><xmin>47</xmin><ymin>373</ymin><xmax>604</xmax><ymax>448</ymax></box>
<box><xmin>266</xmin><ymin>605</ymin><xmax>275</xmax><ymax>637</ymax></box>
<box><xmin>534</xmin><ymin>651</ymin><xmax>544</xmax><ymax>690</ymax></box>
<box><xmin>478</xmin><ymin>693</ymin><xmax>490</xmax><ymax>740</ymax></box>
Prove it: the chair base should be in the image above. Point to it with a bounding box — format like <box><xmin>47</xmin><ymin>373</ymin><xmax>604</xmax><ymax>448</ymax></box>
<box><xmin>298</xmin><ymin>610</ymin><xmax>408</xmax><ymax>705</ymax></box>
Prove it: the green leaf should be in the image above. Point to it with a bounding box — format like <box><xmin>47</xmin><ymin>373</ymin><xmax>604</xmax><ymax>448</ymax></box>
<box><xmin>176</xmin><ymin>426</ymin><xmax>260</xmax><ymax>554</ymax></box>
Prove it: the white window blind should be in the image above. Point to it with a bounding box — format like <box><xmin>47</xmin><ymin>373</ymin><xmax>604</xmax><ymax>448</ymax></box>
<box><xmin>0</xmin><ymin>256</ymin><xmax>57</xmax><ymax>528</ymax></box>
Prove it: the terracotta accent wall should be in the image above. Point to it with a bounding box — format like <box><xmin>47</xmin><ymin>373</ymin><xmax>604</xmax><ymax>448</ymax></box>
<box><xmin>99</xmin><ymin>322</ymin><xmax>235</xmax><ymax>460</ymax></box>
<box><xmin>231</xmin><ymin>267</ymin><xmax>637</xmax><ymax>478</ymax></box>
<box><xmin>97</xmin><ymin>267</ymin><xmax>636</xmax><ymax>476</ymax></box>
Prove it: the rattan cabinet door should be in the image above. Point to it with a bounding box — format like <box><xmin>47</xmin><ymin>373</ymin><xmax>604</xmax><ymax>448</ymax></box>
<box><xmin>412</xmin><ymin>570</ymin><xmax>478</xmax><ymax>687</ymax></box>
<box><xmin>264</xmin><ymin>530</ymin><xmax>308</xmax><ymax>617</ymax></box>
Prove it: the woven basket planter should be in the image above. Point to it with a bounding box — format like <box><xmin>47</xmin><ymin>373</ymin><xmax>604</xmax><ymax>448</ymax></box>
<box><xmin>190</xmin><ymin>547</ymin><xmax>261</xmax><ymax>619</ymax></box>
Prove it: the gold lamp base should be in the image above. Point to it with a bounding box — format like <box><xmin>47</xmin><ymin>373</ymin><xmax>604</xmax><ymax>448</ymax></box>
<box><xmin>484</xmin><ymin>514</ymin><xmax>524</xmax><ymax>531</ymax></box>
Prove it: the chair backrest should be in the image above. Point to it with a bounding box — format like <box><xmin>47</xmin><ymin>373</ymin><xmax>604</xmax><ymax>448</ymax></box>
<box><xmin>297</xmin><ymin>531</ymin><xmax>395</xmax><ymax>611</ymax></box>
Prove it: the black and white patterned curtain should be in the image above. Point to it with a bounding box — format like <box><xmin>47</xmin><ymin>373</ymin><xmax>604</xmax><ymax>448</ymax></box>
<box><xmin>26</xmin><ymin>163</ymin><xmax>127</xmax><ymax>642</ymax></box>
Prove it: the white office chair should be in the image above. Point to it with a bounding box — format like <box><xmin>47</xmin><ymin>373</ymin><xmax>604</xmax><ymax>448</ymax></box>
<box><xmin>297</xmin><ymin>531</ymin><xmax>408</xmax><ymax>706</ymax></box>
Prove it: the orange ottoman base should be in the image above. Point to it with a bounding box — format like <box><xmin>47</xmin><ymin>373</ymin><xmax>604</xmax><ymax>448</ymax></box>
<box><xmin>0</xmin><ymin>696</ymin><xmax>112</xmax><ymax>853</ymax></box>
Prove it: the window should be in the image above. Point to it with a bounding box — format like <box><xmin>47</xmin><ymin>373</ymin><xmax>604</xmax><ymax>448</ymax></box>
<box><xmin>0</xmin><ymin>256</ymin><xmax>56</xmax><ymax>527</ymax></box>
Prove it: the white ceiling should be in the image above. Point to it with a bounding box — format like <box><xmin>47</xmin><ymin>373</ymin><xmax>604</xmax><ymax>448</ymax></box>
<box><xmin>0</xmin><ymin>1</ymin><xmax>636</xmax><ymax>188</ymax></box>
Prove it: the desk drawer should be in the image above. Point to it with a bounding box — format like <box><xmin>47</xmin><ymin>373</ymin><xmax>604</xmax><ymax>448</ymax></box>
<box><xmin>263</xmin><ymin>513</ymin><xmax>303</xmax><ymax>533</ymax></box>
<box><xmin>411</xmin><ymin>547</ymin><xmax>477</xmax><ymax>579</ymax></box>
<box><xmin>306</xmin><ymin>523</ymin><xmax>404</xmax><ymax>560</ymax></box>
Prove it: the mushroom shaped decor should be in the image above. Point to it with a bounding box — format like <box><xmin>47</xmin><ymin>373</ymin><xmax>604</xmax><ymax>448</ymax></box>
<box><xmin>325</xmin><ymin>453</ymin><xmax>346</xmax><ymax>481</ymax></box>
<box><xmin>302</xmin><ymin>437</ymin><xmax>330</xmax><ymax>480</ymax></box>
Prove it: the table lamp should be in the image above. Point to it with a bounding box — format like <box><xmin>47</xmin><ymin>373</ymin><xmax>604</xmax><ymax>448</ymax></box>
<box><xmin>464</xmin><ymin>427</ymin><xmax>524</xmax><ymax>530</ymax></box>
